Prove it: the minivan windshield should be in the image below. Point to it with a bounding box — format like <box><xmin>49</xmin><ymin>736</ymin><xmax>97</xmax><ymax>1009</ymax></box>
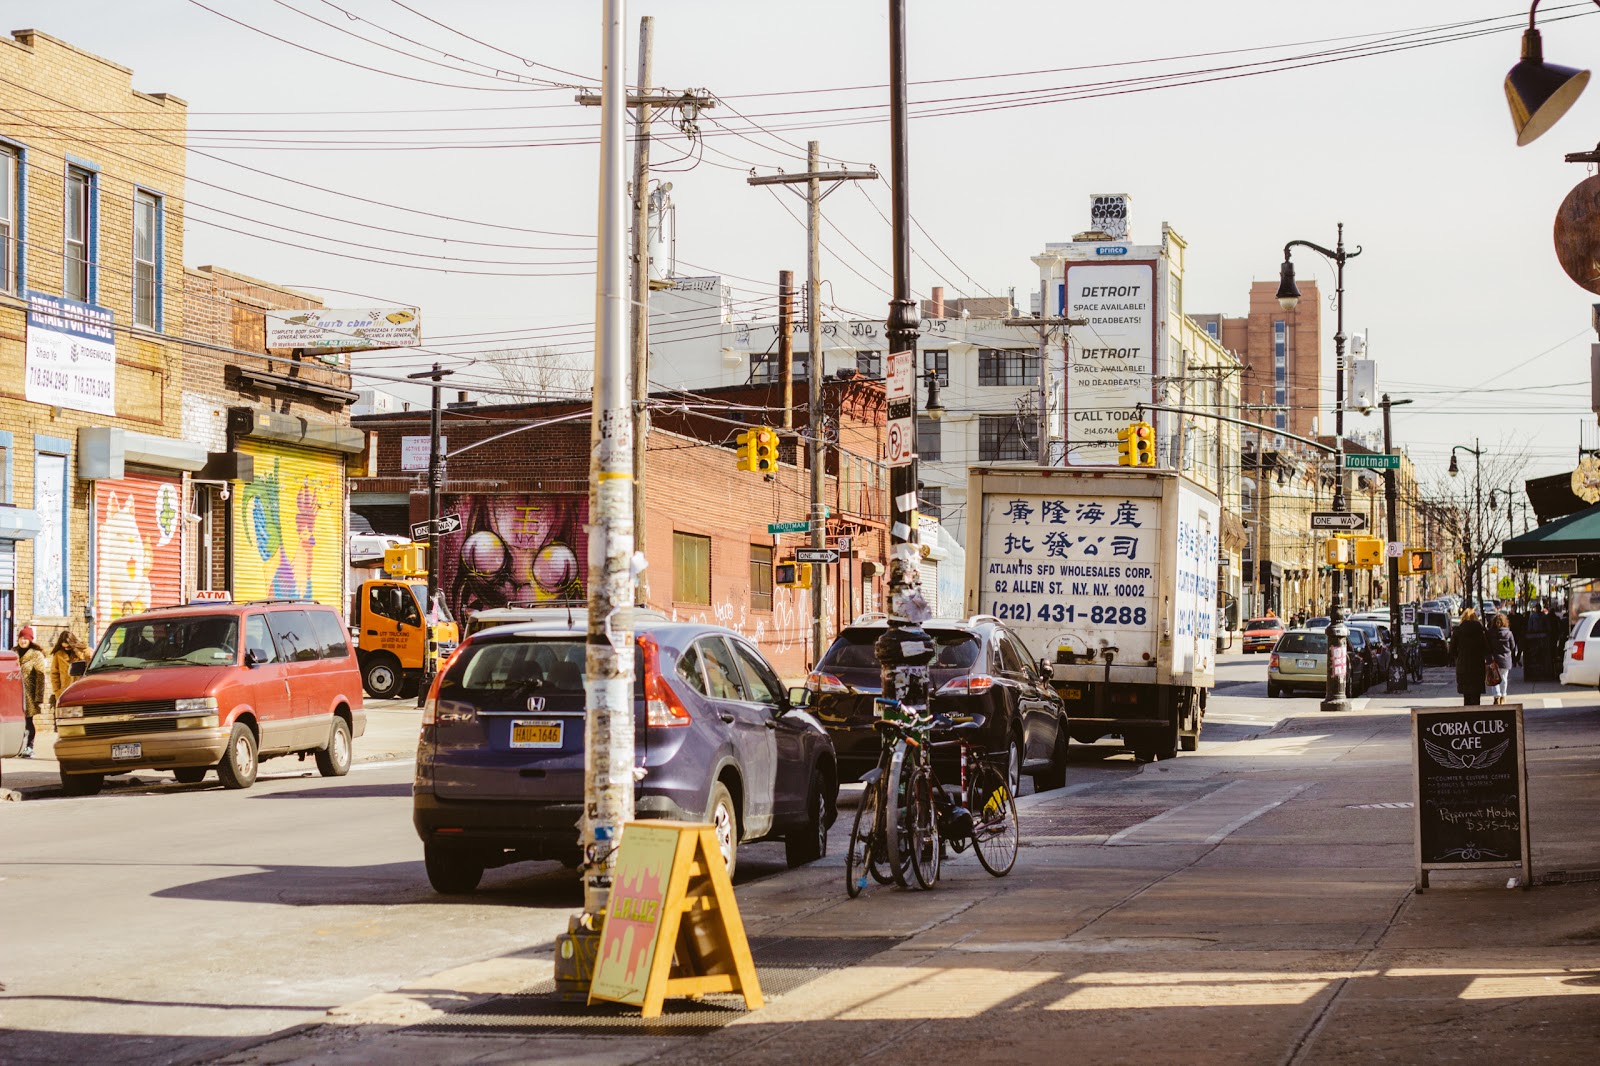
<box><xmin>89</xmin><ymin>615</ymin><xmax>240</xmax><ymax>672</ymax></box>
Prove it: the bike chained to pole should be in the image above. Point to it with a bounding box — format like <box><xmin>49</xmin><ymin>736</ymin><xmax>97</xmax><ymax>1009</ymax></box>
<box><xmin>845</xmin><ymin>691</ymin><xmax>1021</xmax><ymax>897</ymax></box>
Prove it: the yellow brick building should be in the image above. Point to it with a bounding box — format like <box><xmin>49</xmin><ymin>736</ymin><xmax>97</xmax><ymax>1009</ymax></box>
<box><xmin>0</xmin><ymin>30</ymin><xmax>194</xmax><ymax>644</ymax></box>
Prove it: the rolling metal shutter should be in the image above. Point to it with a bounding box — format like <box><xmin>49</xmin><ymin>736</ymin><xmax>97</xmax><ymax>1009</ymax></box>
<box><xmin>233</xmin><ymin>440</ymin><xmax>346</xmax><ymax>608</ymax></box>
<box><xmin>94</xmin><ymin>472</ymin><xmax>184</xmax><ymax>625</ymax></box>
<box><xmin>0</xmin><ymin>541</ymin><xmax>14</xmax><ymax>590</ymax></box>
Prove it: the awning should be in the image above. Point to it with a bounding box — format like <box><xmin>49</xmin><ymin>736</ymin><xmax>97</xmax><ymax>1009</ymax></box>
<box><xmin>1501</xmin><ymin>501</ymin><xmax>1600</xmax><ymax>565</ymax></box>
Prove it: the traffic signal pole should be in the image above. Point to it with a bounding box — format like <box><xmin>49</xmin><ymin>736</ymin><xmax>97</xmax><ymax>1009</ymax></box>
<box><xmin>1381</xmin><ymin>394</ymin><xmax>1412</xmax><ymax>692</ymax></box>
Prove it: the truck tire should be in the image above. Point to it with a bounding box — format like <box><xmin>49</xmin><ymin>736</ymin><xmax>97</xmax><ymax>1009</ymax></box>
<box><xmin>1179</xmin><ymin>690</ymin><xmax>1201</xmax><ymax>752</ymax></box>
<box><xmin>363</xmin><ymin>653</ymin><xmax>404</xmax><ymax>700</ymax></box>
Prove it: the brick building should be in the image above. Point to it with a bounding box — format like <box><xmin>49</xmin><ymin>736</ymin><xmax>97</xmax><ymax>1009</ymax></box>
<box><xmin>351</xmin><ymin>380</ymin><xmax>889</xmax><ymax>676</ymax></box>
<box><xmin>1192</xmin><ymin>279</ymin><xmax>1322</xmax><ymax>442</ymax></box>
<box><xmin>0</xmin><ymin>30</ymin><xmax>193</xmax><ymax>644</ymax></box>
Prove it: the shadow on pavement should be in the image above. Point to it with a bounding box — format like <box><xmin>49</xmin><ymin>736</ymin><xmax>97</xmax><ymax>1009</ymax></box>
<box><xmin>149</xmin><ymin>860</ymin><xmax>583</xmax><ymax>908</ymax></box>
<box><xmin>251</xmin><ymin>781</ymin><xmax>412</xmax><ymax>800</ymax></box>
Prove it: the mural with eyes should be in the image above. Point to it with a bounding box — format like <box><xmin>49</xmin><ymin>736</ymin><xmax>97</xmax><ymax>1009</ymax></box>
<box><xmin>438</xmin><ymin>494</ymin><xmax>587</xmax><ymax>620</ymax></box>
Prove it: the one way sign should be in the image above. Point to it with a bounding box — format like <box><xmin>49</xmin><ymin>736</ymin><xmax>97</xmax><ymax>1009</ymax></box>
<box><xmin>410</xmin><ymin>512</ymin><xmax>463</xmax><ymax>540</ymax></box>
<box><xmin>794</xmin><ymin>548</ymin><xmax>840</xmax><ymax>565</ymax></box>
<box><xmin>1310</xmin><ymin>512</ymin><xmax>1366</xmax><ymax>531</ymax></box>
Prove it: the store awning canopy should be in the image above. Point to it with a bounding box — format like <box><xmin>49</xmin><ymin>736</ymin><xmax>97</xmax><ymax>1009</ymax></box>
<box><xmin>1501</xmin><ymin>500</ymin><xmax>1600</xmax><ymax>562</ymax></box>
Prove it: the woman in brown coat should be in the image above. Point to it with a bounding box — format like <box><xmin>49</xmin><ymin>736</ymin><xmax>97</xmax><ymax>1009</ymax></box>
<box><xmin>48</xmin><ymin>630</ymin><xmax>89</xmax><ymax>721</ymax></box>
<box><xmin>16</xmin><ymin>625</ymin><xmax>49</xmax><ymax>757</ymax></box>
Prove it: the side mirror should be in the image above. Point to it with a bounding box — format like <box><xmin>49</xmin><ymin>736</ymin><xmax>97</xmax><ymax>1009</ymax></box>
<box><xmin>245</xmin><ymin>648</ymin><xmax>265</xmax><ymax>668</ymax></box>
<box><xmin>786</xmin><ymin>686</ymin><xmax>812</xmax><ymax>710</ymax></box>
<box><xmin>69</xmin><ymin>660</ymin><xmax>87</xmax><ymax>677</ymax></box>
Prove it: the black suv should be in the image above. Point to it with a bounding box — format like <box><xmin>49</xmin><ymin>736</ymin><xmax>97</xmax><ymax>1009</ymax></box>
<box><xmin>806</xmin><ymin>616</ymin><xmax>1069</xmax><ymax>794</ymax></box>
<box><xmin>414</xmin><ymin>615</ymin><xmax>838</xmax><ymax>892</ymax></box>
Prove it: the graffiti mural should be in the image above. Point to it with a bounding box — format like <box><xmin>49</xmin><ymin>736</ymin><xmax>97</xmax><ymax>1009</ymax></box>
<box><xmin>95</xmin><ymin>476</ymin><xmax>183</xmax><ymax>624</ymax></box>
<box><xmin>438</xmin><ymin>494</ymin><xmax>587</xmax><ymax>621</ymax></box>
<box><xmin>234</xmin><ymin>444</ymin><xmax>343</xmax><ymax>604</ymax></box>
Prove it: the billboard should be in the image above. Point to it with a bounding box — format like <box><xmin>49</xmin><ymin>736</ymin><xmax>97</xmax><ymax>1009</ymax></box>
<box><xmin>264</xmin><ymin>307</ymin><xmax>421</xmax><ymax>351</ymax></box>
<box><xmin>25</xmin><ymin>291</ymin><xmax>116</xmax><ymax>416</ymax></box>
<box><xmin>1062</xmin><ymin>262</ymin><xmax>1157</xmax><ymax>465</ymax></box>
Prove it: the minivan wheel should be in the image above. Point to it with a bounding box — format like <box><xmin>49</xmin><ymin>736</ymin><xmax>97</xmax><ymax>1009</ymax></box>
<box><xmin>216</xmin><ymin>723</ymin><xmax>258</xmax><ymax>789</ymax></box>
<box><xmin>363</xmin><ymin>654</ymin><xmax>404</xmax><ymax>700</ymax></box>
<box><xmin>315</xmin><ymin>717</ymin><xmax>352</xmax><ymax>777</ymax></box>
<box><xmin>785</xmin><ymin>773</ymin><xmax>829</xmax><ymax>868</ymax></box>
<box><xmin>706</xmin><ymin>782</ymin><xmax>739</xmax><ymax>879</ymax></box>
<box><xmin>60</xmin><ymin>771</ymin><xmax>104</xmax><ymax>796</ymax></box>
<box><xmin>424</xmin><ymin>842</ymin><xmax>485</xmax><ymax>895</ymax></box>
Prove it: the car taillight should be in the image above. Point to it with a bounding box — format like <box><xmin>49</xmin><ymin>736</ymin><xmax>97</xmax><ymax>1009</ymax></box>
<box><xmin>1269</xmin><ymin>653</ymin><xmax>1279</xmax><ymax>670</ymax></box>
<box><xmin>805</xmin><ymin>671</ymin><xmax>847</xmax><ymax>694</ymax></box>
<box><xmin>640</xmin><ymin>633</ymin><xmax>691</xmax><ymax>727</ymax></box>
<box><xmin>1575</xmin><ymin>641</ymin><xmax>1586</xmax><ymax>661</ymax></box>
<box><xmin>420</xmin><ymin>670</ymin><xmax>443</xmax><ymax>726</ymax></box>
<box><xmin>936</xmin><ymin>674</ymin><xmax>995</xmax><ymax>696</ymax></box>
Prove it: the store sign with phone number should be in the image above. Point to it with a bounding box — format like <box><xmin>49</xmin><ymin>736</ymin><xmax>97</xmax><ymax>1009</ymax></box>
<box><xmin>980</xmin><ymin>494</ymin><xmax>1155</xmax><ymax>631</ymax></box>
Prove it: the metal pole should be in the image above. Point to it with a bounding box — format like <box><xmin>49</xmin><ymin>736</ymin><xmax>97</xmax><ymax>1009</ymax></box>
<box><xmin>581</xmin><ymin>0</ymin><xmax>635</xmax><ymax>924</ymax></box>
<box><xmin>1037</xmin><ymin>279</ymin><xmax>1049</xmax><ymax>463</ymax></box>
<box><xmin>1323</xmin><ymin>223</ymin><xmax>1351</xmax><ymax>713</ymax></box>
<box><xmin>419</xmin><ymin>362</ymin><xmax>443</xmax><ymax>705</ymax></box>
<box><xmin>629</xmin><ymin>16</ymin><xmax>653</xmax><ymax>599</ymax></box>
<box><xmin>779</xmin><ymin>269</ymin><xmax>794</xmax><ymax>429</ymax></box>
<box><xmin>807</xmin><ymin>140</ymin><xmax>827</xmax><ymax>668</ymax></box>
<box><xmin>1474</xmin><ymin>437</ymin><xmax>1483</xmax><ymax>608</ymax></box>
<box><xmin>1383</xmin><ymin>394</ymin><xmax>1403</xmax><ymax>692</ymax></box>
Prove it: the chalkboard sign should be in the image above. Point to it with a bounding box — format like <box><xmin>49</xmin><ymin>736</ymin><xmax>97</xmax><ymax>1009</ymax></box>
<box><xmin>1411</xmin><ymin>705</ymin><xmax>1531</xmax><ymax>891</ymax></box>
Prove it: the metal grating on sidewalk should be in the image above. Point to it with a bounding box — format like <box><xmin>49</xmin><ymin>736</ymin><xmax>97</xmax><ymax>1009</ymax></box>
<box><xmin>1023</xmin><ymin>805</ymin><xmax>1169</xmax><ymax>840</ymax></box>
<box><xmin>1534</xmin><ymin>869</ymin><xmax>1600</xmax><ymax>886</ymax></box>
<box><xmin>401</xmin><ymin>935</ymin><xmax>905</xmax><ymax>1038</ymax></box>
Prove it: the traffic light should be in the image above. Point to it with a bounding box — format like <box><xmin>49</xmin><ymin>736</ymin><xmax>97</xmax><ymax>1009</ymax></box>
<box><xmin>1401</xmin><ymin>549</ymin><xmax>1434</xmax><ymax>575</ymax></box>
<box><xmin>1132</xmin><ymin>421</ymin><xmax>1155</xmax><ymax>466</ymax></box>
<box><xmin>775</xmin><ymin>561</ymin><xmax>812</xmax><ymax>589</ymax></box>
<box><xmin>1353</xmin><ymin>535</ymin><xmax>1384</xmax><ymax>569</ymax></box>
<box><xmin>735</xmin><ymin>429</ymin><xmax>755</xmax><ymax>472</ymax></box>
<box><xmin>384</xmin><ymin>544</ymin><xmax>427</xmax><ymax>577</ymax></box>
<box><xmin>752</xmin><ymin>427</ymin><xmax>778</xmax><ymax>471</ymax></box>
<box><xmin>1116</xmin><ymin>425</ymin><xmax>1134</xmax><ymax>466</ymax></box>
<box><xmin>1324</xmin><ymin>535</ymin><xmax>1351</xmax><ymax>568</ymax></box>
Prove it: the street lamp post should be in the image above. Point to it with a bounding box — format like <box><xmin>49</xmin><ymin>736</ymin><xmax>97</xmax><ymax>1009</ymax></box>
<box><xmin>1450</xmin><ymin>441</ymin><xmax>1484</xmax><ymax>608</ymax></box>
<box><xmin>1276</xmin><ymin>224</ymin><xmax>1361</xmax><ymax>714</ymax></box>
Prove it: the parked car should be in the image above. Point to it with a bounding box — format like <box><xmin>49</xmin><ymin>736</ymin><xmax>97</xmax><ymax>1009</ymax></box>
<box><xmin>1242</xmin><ymin>617</ymin><xmax>1286</xmax><ymax>653</ymax></box>
<box><xmin>1417</xmin><ymin>625</ymin><xmax>1450</xmax><ymax>667</ymax></box>
<box><xmin>1305</xmin><ymin>616</ymin><xmax>1331</xmax><ymax>629</ymax></box>
<box><xmin>1345</xmin><ymin>627</ymin><xmax>1373</xmax><ymax>695</ymax></box>
<box><xmin>414</xmin><ymin>615</ymin><xmax>838</xmax><ymax>892</ymax></box>
<box><xmin>806</xmin><ymin>616</ymin><xmax>1068</xmax><ymax>792</ymax></box>
<box><xmin>1267</xmin><ymin>630</ymin><xmax>1327</xmax><ymax>697</ymax></box>
<box><xmin>1418</xmin><ymin>610</ymin><xmax>1452</xmax><ymax>639</ymax></box>
<box><xmin>1348</xmin><ymin>621</ymin><xmax>1392</xmax><ymax>680</ymax></box>
<box><xmin>1559</xmin><ymin>610</ymin><xmax>1600</xmax><ymax>687</ymax></box>
<box><xmin>0</xmin><ymin>648</ymin><xmax>22</xmax><ymax>764</ymax></box>
<box><xmin>53</xmin><ymin>601</ymin><xmax>365</xmax><ymax>795</ymax></box>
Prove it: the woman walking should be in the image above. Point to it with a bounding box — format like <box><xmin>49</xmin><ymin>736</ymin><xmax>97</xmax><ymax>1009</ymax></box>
<box><xmin>1486</xmin><ymin>613</ymin><xmax>1518</xmax><ymax>705</ymax></box>
<box><xmin>47</xmin><ymin>630</ymin><xmax>89</xmax><ymax>730</ymax></box>
<box><xmin>1450</xmin><ymin>608</ymin><xmax>1488</xmax><ymax>706</ymax></box>
<box><xmin>16</xmin><ymin>626</ymin><xmax>49</xmax><ymax>757</ymax></box>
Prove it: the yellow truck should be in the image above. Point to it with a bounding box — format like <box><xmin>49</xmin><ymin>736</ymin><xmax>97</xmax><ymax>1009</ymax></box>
<box><xmin>349</xmin><ymin>544</ymin><xmax>459</xmax><ymax>699</ymax></box>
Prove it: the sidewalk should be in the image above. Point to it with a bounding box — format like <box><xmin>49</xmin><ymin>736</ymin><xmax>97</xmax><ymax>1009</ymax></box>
<box><xmin>207</xmin><ymin>687</ymin><xmax>1600</xmax><ymax>1066</ymax></box>
<box><xmin>0</xmin><ymin>699</ymin><xmax>422</xmax><ymax>800</ymax></box>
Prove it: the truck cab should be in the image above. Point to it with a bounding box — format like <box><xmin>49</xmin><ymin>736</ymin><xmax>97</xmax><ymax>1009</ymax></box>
<box><xmin>351</xmin><ymin>545</ymin><xmax>459</xmax><ymax>699</ymax></box>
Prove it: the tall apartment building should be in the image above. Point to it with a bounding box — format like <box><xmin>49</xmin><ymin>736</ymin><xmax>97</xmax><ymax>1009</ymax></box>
<box><xmin>1191</xmin><ymin>279</ymin><xmax>1322</xmax><ymax>442</ymax></box>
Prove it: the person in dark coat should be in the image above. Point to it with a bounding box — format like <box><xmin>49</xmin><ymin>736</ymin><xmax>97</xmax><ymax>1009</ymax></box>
<box><xmin>1525</xmin><ymin>605</ymin><xmax>1550</xmax><ymax>681</ymax></box>
<box><xmin>1450</xmin><ymin>608</ymin><xmax>1488</xmax><ymax>706</ymax></box>
<box><xmin>1486</xmin><ymin>613</ymin><xmax>1517</xmax><ymax>705</ymax></box>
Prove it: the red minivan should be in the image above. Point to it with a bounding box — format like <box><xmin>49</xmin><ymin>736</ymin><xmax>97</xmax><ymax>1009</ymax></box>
<box><xmin>53</xmin><ymin>601</ymin><xmax>365</xmax><ymax>795</ymax></box>
<box><xmin>0</xmin><ymin>648</ymin><xmax>23</xmax><ymax>767</ymax></box>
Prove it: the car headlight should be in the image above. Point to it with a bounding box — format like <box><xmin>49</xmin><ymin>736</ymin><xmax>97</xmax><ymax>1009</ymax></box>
<box><xmin>174</xmin><ymin>697</ymin><xmax>219</xmax><ymax>713</ymax></box>
<box><xmin>56</xmin><ymin>705</ymin><xmax>84</xmax><ymax>719</ymax></box>
<box><xmin>175</xmin><ymin>715</ymin><xmax>220</xmax><ymax>730</ymax></box>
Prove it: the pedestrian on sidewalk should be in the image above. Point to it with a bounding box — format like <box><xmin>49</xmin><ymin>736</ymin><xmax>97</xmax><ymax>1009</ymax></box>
<box><xmin>1486</xmin><ymin>612</ymin><xmax>1517</xmax><ymax>705</ymax></box>
<box><xmin>47</xmin><ymin>630</ymin><xmax>88</xmax><ymax>730</ymax></box>
<box><xmin>1450</xmin><ymin>608</ymin><xmax>1488</xmax><ymax>706</ymax></box>
<box><xmin>15</xmin><ymin>625</ymin><xmax>50</xmax><ymax>757</ymax></box>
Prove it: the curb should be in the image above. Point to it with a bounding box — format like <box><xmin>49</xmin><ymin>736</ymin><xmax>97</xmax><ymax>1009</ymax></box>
<box><xmin>1</xmin><ymin>746</ymin><xmax>416</xmax><ymax>800</ymax></box>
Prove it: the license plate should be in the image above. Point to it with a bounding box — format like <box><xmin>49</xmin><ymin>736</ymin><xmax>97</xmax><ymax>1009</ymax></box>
<box><xmin>1297</xmin><ymin>659</ymin><xmax>1318</xmax><ymax>669</ymax></box>
<box><xmin>1060</xmin><ymin>686</ymin><xmax>1084</xmax><ymax>700</ymax></box>
<box><xmin>510</xmin><ymin>720</ymin><xmax>562</xmax><ymax>748</ymax></box>
<box><xmin>111</xmin><ymin>742</ymin><xmax>142</xmax><ymax>760</ymax></box>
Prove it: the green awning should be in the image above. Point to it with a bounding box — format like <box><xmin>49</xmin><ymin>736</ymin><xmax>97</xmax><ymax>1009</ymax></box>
<box><xmin>1501</xmin><ymin>500</ymin><xmax>1600</xmax><ymax>560</ymax></box>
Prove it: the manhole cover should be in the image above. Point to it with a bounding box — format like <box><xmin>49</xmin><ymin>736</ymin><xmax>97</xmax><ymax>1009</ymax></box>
<box><xmin>1025</xmin><ymin>805</ymin><xmax>1168</xmax><ymax>838</ymax></box>
<box><xmin>1345</xmin><ymin>802</ymin><xmax>1414</xmax><ymax>809</ymax></box>
<box><xmin>402</xmin><ymin>935</ymin><xmax>904</xmax><ymax>1038</ymax></box>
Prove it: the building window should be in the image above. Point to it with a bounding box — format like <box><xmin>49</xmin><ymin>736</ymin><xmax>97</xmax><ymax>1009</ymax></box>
<box><xmin>917</xmin><ymin>416</ymin><xmax>941</xmax><ymax>461</ymax></box>
<box><xmin>749</xmin><ymin>543</ymin><xmax>773</xmax><ymax>612</ymax></box>
<box><xmin>65</xmin><ymin>166</ymin><xmax>95</xmax><ymax>302</ymax></box>
<box><xmin>978</xmin><ymin>414</ymin><xmax>1036</xmax><ymax>461</ymax></box>
<box><xmin>977</xmin><ymin>348</ymin><xmax>1039</xmax><ymax>386</ymax></box>
<box><xmin>0</xmin><ymin>146</ymin><xmax>19</xmax><ymax>294</ymax></box>
<box><xmin>920</xmin><ymin>486</ymin><xmax>942</xmax><ymax>518</ymax></box>
<box><xmin>855</xmin><ymin>350</ymin><xmax>881</xmax><ymax>378</ymax></box>
<box><xmin>1204</xmin><ymin>321</ymin><xmax>1219</xmax><ymax>340</ymax></box>
<box><xmin>751</xmin><ymin>350</ymin><xmax>809</xmax><ymax>384</ymax></box>
<box><xmin>673</xmin><ymin>531</ymin><xmax>712</xmax><ymax>605</ymax></box>
<box><xmin>133</xmin><ymin>189</ymin><xmax>161</xmax><ymax>329</ymax></box>
<box><xmin>923</xmin><ymin>349</ymin><xmax>948</xmax><ymax>386</ymax></box>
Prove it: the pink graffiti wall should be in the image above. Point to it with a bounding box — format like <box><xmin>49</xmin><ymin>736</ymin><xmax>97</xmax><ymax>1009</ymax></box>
<box><xmin>437</xmin><ymin>494</ymin><xmax>588</xmax><ymax>621</ymax></box>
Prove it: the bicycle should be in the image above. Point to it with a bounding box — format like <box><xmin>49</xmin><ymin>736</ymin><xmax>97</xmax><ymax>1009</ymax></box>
<box><xmin>845</xmin><ymin>700</ymin><xmax>927</xmax><ymax>897</ymax></box>
<box><xmin>917</xmin><ymin>713</ymin><xmax>1019</xmax><ymax>882</ymax></box>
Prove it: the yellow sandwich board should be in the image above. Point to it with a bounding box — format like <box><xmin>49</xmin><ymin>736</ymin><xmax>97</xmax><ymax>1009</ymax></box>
<box><xmin>588</xmin><ymin>821</ymin><xmax>763</xmax><ymax>1018</ymax></box>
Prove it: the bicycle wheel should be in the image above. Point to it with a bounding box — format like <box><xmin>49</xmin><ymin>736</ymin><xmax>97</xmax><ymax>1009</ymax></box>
<box><xmin>969</xmin><ymin>758</ymin><xmax>1019</xmax><ymax>877</ymax></box>
<box><xmin>905</xmin><ymin>763</ymin><xmax>941</xmax><ymax>889</ymax></box>
<box><xmin>884</xmin><ymin>740</ymin><xmax>913</xmax><ymax>888</ymax></box>
<box><xmin>845</xmin><ymin>780</ymin><xmax>881</xmax><ymax>898</ymax></box>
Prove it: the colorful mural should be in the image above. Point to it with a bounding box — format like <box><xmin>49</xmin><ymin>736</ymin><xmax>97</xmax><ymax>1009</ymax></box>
<box><xmin>95</xmin><ymin>475</ymin><xmax>183</xmax><ymax>625</ymax></box>
<box><xmin>438</xmin><ymin>494</ymin><xmax>587</xmax><ymax>621</ymax></box>
<box><xmin>233</xmin><ymin>442</ymin><xmax>344</xmax><ymax>605</ymax></box>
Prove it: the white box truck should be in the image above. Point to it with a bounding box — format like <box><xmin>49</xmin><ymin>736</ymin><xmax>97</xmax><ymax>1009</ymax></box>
<box><xmin>964</xmin><ymin>465</ymin><xmax>1220</xmax><ymax>760</ymax></box>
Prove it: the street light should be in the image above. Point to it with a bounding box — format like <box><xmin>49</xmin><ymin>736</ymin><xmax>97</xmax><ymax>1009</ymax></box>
<box><xmin>923</xmin><ymin>368</ymin><xmax>944</xmax><ymax>421</ymax></box>
<box><xmin>1275</xmin><ymin>225</ymin><xmax>1361</xmax><ymax>714</ymax></box>
<box><xmin>1450</xmin><ymin>440</ymin><xmax>1485</xmax><ymax>610</ymax></box>
<box><xmin>1504</xmin><ymin>1</ymin><xmax>1595</xmax><ymax>147</ymax></box>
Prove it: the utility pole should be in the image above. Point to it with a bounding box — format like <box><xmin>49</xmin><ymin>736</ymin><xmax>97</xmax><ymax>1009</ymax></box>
<box><xmin>407</xmin><ymin>361</ymin><xmax>452</xmax><ymax>707</ymax></box>
<box><xmin>749</xmin><ymin>144</ymin><xmax>876</xmax><ymax>666</ymax></box>
<box><xmin>779</xmin><ymin>270</ymin><xmax>795</xmax><ymax>428</ymax></box>
<box><xmin>1381</xmin><ymin>394</ymin><xmax>1413</xmax><ymax>692</ymax></box>
<box><xmin>578</xmin><ymin>28</ymin><xmax>715</xmax><ymax>605</ymax></box>
<box><xmin>1003</xmin><ymin>288</ymin><xmax>1083</xmax><ymax>464</ymax></box>
<box><xmin>556</xmin><ymin>0</ymin><xmax>635</xmax><ymax>991</ymax></box>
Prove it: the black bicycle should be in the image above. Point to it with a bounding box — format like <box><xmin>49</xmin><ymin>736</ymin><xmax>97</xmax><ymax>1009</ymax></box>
<box><xmin>845</xmin><ymin>702</ymin><xmax>926</xmax><ymax>897</ymax></box>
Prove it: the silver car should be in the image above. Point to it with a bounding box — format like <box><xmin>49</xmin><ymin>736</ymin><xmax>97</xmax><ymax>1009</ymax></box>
<box><xmin>1267</xmin><ymin>629</ymin><xmax>1329</xmax><ymax>698</ymax></box>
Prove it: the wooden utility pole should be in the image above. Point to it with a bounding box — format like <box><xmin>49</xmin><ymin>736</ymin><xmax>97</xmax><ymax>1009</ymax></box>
<box><xmin>748</xmin><ymin>144</ymin><xmax>876</xmax><ymax>666</ymax></box>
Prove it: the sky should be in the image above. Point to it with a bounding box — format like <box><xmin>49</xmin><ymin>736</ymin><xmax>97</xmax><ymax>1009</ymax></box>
<box><xmin>12</xmin><ymin>0</ymin><xmax>1600</xmax><ymax>501</ymax></box>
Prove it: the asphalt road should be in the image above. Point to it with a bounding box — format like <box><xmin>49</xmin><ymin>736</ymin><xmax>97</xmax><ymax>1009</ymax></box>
<box><xmin>0</xmin><ymin>650</ymin><xmax>1307</xmax><ymax>1066</ymax></box>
